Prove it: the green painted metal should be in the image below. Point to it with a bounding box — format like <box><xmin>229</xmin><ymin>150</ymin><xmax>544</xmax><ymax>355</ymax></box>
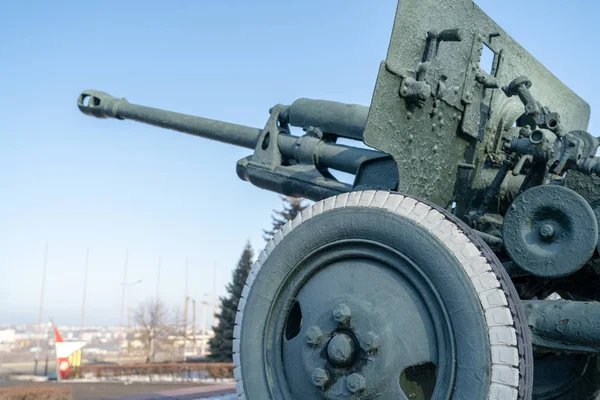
<box><xmin>524</xmin><ymin>300</ymin><xmax>600</xmax><ymax>353</ymax></box>
<box><xmin>363</xmin><ymin>0</ymin><xmax>590</xmax><ymax>215</ymax></box>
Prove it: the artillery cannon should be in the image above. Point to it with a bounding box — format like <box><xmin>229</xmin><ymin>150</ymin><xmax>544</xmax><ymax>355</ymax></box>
<box><xmin>78</xmin><ymin>0</ymin><xmax>600</xmax><ymax>399</ymax></box>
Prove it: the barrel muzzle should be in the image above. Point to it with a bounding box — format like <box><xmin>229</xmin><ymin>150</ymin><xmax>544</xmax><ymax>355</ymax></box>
<box><xmin>77</xmin><ymin>90</ymin><xmax>128</xmax><ymax>119</ymax></box>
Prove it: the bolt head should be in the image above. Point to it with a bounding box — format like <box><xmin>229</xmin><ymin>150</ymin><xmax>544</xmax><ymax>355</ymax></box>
<box><xmin>333</xmin><ymin>304</ymin><xmax>351</xmax><ymax>324</ymax></box>
<box><xmin>347</xmin><ymin>373</ymin><xmax>366</xmax><ymax>393</ymax></box>
<box><xmin>311</xmin><ymin>368</ymin><xmax>329</xmax><ymax>389</ymax></box>
<box><xmin>360</xmin><ymin>331</ymin><xmax>379</xmax><ymax>353</ymax></box>
<box><xmin>539</xmin><ymin>224</ymin><xmax>555</xmax><ymax>241</ymax></box>
<box><xmin>305</xmin><ymin>326</ymin><xmax>323</xmax><ymax>346</ymax></box>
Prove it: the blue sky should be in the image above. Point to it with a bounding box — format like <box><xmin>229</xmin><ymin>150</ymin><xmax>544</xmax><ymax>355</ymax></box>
<box><xmin>1</xmin><ymin>0</ymin><xmax>598</xmax><ymax>327</ymax></box>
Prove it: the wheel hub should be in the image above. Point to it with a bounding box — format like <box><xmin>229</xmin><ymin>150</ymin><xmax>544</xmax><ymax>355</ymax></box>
<box><xmin>326</xmin><ymin>332</ymin><xmax>357</xmax><ymax>368</ymax></box>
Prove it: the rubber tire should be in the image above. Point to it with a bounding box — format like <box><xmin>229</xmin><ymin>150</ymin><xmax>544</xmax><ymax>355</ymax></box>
<box><xmin>233</xmin><ymin>191</ymin><xmax>533</xmax><ymax>400</ymax></box>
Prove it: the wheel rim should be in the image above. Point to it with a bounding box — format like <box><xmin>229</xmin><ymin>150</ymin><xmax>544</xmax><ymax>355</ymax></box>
<box><xmin>265</xmin><ymin>240</ymin><xmax>456</xmax><ymax>399</ymax></box>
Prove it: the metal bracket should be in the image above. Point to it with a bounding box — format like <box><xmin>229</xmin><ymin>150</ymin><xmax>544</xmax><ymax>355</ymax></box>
<box><xmin>398</xmin><ymin>28</ymin><xmax>463</xmax><ymax>108</ymax></box>
<box><xmin>236</xmin><ymin>106</ymin><xmax>354</xmax><ymax>201</ymax></box>
<box><xmin>248</xmin><ymin>104</ymin><xmax>287</xmax><ymax>170</ymax></box>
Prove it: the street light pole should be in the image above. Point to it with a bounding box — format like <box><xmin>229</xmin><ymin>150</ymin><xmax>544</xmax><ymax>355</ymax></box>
<box><xmin>80</xmin><ymin>249</ymin><xmax>89</xmax><ymax>340</ymax></box>
<box><xmin>192</xmin><ymin>299</ymin><xmax>197</xmax><ymax>356</ymax></box>
<box><xmin>201</xmin><ymin>294</ymin><xmax>208</xmax><ymax>336</ymax></box>
<box><xmin>117</xmin><ymin>251</ymin><xmax>128</xmax><ymax>364</ymax></box>
<box><xmin>201</xmin><ymin>293</ymin><xmax>208</xmax><ymax>356</ymax></box>
<box><xmin>183</xmin><ymin>296</ymin><xmax>189</xmax><ymax>361</ymax></box>
<box><xmin>212</xmin><ymin>262</ymin><xmax>219</xmax><ymax>329</ymax></box>
<box><xmin>151</xmin><ymin>257</ymin><xmax>161</xmax><ymax>363</ymax></box>
<box><xmin>155</xmin><ymin>257</ymin><xmax>161</xmax><ymax>311</ymax></box>
<box><xmin>34</xmin><ymin>241</ymin><xmax>49</xmax><ymax>376</ymax></box>
<box><xmin>127</xmin><ymin>309</ymin><xmax>132</xmax><ymax>356</ymax></box>
<box><xmin>119</xmin><ymin>278</ymin><xmax>141</xmax><ymax>362</ymax></box>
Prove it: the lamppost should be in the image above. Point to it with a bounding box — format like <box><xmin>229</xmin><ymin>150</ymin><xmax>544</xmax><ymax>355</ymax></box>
<box><xmin>118</xmin><ymin>279</ymin><xmax>141</xmax><ymax>363</ymax></box>
<box><xmin>201</xmin><ymin>293</ymin><xmax>209</xmax><ymax>356</ymax></box>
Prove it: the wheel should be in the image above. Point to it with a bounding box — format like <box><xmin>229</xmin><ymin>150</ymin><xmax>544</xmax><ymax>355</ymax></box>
<box><xmin>502</xmin><ymin>185</ymin><xmax>598</xmax><ymax>278</ymax></box>
<box><xmin>234</xmin><ymin>191</ymin><xmax>533</xmax><ymax>399</ymax></box>
<box><xmin>533</xmin><ymin>354</ymin><xmax>600</xmax><ymax>400</ymax></box>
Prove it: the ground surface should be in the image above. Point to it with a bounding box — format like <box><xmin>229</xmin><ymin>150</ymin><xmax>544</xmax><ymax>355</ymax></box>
<box><xmin>0</xmin><ymin>380</ymin><xmax>236</xmax><ymax>400</ymax></box>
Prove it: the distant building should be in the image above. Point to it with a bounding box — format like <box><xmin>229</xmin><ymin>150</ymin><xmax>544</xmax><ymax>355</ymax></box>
<box><xmin>81</xmin><ymin>332</ymin><xmax>96</xmax><ymax>342</ymax></box>
<box><xmin>84</xmin><ymin>347</ymin><xmax>108</xmax><ymax>355</ymax></box>
<box><xmin>167</xmin><ymin>330</ymin><xmax>214</xmax><ymax>357</ymax></box>
<box><xmin>0</xmin><ymin>329</ymin><xmax>16</xmax><ymax>344</ymax></box>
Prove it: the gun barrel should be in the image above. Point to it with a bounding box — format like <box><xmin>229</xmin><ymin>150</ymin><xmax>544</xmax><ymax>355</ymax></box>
<box><xmin>78</xmin><ymin>90</ymin><xmax>261</xmax><ymax>149</ymax></box>
<box><xmin>78</xmin><ymin>90</ymin><xmax>380</xmax><ymax>175</ymax></box>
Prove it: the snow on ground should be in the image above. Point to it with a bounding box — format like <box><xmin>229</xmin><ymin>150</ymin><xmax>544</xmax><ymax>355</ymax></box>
<box><xmin>72</xmin><ymin>375</ymin><xmax>235</xmax><ymax>384</ymax></box>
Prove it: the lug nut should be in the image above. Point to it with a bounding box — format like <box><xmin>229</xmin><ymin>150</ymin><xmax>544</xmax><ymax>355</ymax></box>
<box><xmin>311</xmin><ymin>368</ymin><xmax>329</xmax><ymax>389</ymax></box>
<box><xmin>305</xmin><ymin>326</ymin><xmax>323</xmax><ymax>346</ymax></box>
<box><xmin>360</xmin><ymin>331</ymin><xmax>379</xmax><ymax>353</ymax></box>
<box><xmin>333</xmin><ymin>304</ymin><xmax>351</xmax><ymax>324</ymax></box>
<box><xmin>347</xmin><ymin>373</ymin><xmax>366</xmax><ymax>393</ymax></box>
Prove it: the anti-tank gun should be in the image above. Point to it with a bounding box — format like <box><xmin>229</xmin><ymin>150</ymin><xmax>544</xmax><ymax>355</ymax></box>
<box><xmin>78</xmin><ymin>0</ymin><xmax>600</xmax><ymax>399</ymax></box>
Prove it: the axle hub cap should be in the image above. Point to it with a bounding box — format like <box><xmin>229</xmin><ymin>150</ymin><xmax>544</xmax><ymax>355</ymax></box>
<box><xmin>326</xmin><ymin>333</ymin><xmax>356</xmax><ymax>367</ymax></box>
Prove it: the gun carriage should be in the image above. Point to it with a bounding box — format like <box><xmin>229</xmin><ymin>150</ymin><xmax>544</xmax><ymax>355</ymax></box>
<box><xmin>77</xmin><ymin>0</ymin><xmax>600</xmax><ymax>398</ymax></box>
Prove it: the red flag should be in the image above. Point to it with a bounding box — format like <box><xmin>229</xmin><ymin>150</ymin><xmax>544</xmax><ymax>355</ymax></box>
<box><xmin>53</xmin><ymin>326</ymin><xmax>64</xmax><ymax>343</ymax></box>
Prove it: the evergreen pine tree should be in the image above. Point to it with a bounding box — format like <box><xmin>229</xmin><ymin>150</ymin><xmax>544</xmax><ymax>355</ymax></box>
<box><xmin>208</xmin><ymin>241</ymin><xmax>254</xmax><ymax>362</ymax></box>
<box><xmin>263</xmin><ymin>196</ymin><xmax>308</xmax><ymax>241</ymax></box>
